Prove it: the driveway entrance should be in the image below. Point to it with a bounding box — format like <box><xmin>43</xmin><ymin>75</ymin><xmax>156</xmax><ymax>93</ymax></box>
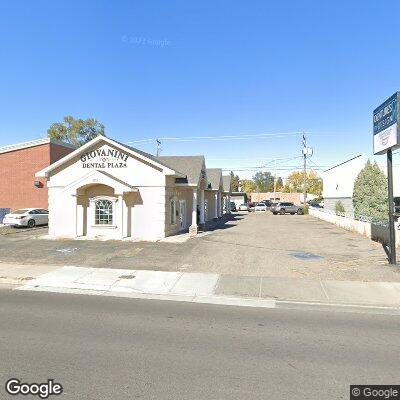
<box><xmin>0</xmin><ymin>213</ymin><xmax>399</xmax><ymax>282</ymax></box>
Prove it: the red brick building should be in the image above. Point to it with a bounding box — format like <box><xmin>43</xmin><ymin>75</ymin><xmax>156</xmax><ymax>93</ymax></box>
<box><xmin>250</xmin><ymin>192</ymin><xmax>302</xmax><ymax>204</ymax></box>
<box><xmin>0</xmin><ymin>138</ymin><xmax>75</xmax><ymax>213</ymax></box>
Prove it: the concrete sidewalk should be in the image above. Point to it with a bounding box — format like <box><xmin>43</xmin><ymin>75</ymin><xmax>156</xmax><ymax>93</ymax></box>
<box><xmin>1</xmin><ymin>263</ymin><xmax>399</xmax><ymax>309</ymax></box>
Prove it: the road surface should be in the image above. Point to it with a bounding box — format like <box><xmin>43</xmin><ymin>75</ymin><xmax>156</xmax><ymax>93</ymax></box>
<box><xmin>0</xmin><ymin>289</ymin><xmax>398</xmax><ymax>399</ymax></box>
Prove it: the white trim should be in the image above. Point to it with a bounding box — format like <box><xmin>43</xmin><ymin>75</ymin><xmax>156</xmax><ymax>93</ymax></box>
<box><xmin>35</xmin><ymin>135</ymin><xmax>183</xmax><ymax>178</ymax></box>
<box><xmin>0</xmin><ymin>138</ymin><xmax>75</xmax><ymax>155</ymax></box>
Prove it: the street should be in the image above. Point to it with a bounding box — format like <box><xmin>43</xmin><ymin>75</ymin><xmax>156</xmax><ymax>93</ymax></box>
<box><xmin>0</xmin><ymin>289</ymin><xmax>398</xmax><ymax>399</ymax></box>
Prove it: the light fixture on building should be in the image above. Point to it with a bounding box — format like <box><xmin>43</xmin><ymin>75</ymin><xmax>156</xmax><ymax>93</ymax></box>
<box><xmin>34</xmin><ymin>180</ymin><xmax>42</xmax><ymax>188</ymax></box>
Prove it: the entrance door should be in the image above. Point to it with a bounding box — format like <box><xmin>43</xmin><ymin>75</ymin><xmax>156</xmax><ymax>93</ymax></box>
<box><xmin>179</xmin><ymin>200</ymin><xmax>186</xmax><ymax>230</ymax></box>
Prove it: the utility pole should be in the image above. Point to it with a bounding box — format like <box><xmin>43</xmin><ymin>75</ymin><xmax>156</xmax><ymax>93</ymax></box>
<box><xmin>156</xmin><ymin>139</ymin><xmax>162</xmax><ymax>156</ymax></box>
<box><xmin>302</xmin><ymin>134</ymin><xmax>307</xmax><ymax>205</ymax></box>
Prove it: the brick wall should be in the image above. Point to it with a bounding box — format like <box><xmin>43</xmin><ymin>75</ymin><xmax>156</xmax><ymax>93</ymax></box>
<box><xmin>0</xmin><ymin>142</ymin><xmax>73</xmax><ymax>211</ymax></box>
<box><xmin>250</xmin><ymin>192</ymin><xmax>302</xmax><ymax>204</ymax></box>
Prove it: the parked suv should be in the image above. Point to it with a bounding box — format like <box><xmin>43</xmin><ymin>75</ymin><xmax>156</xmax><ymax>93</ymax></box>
<box><xmin>271</xmin><ymin>202</ymin><xmax>303</xmax><ymax>215</ymax></box>
<box><xmin>229</xmin><ymin>201</ymin><xmax>237</xmax><ymax>212</ymax></box>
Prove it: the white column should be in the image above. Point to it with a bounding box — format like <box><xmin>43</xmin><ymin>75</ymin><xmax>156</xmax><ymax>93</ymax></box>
<box><xmin>118</xmin><ymin>194</ymin><xmax>124</xmax><ymax>239</ymax></box>
<box><xmin>214</xmin><ymin>192</ymin><xmax>218</xmax><ymax>219</ymax></box>
<box><xmin>191</xmin><ymin>188</ymin><xmax>198</xmax><ymax>229</ymax></box>
<box><xmin>217</xmin><ymin>192</ymin><xmax>222</xmax><ymax>217</ymax></box>
<box><xmin>200</xmin><ymin>190</ymin><xmax>205</xmax><ymax>224</ymax></box>
<box><xmin>122</xmin><ymin>196</ymin><xmax>128</xmax><ymax>238</ymax></box>
<box><xmin>76</xmin><ymin>201</ymin><xmax>84</xmax><ymax>237</ymax></box>
<box><xmin>227</xmin><ymin>194</ymin><xmax>231</xmax><ymax>214</ymax></box>
<box><xmin>74</xmin><ymin>195</ymin><xmax>79</xmax><ymax>237</ymax></box>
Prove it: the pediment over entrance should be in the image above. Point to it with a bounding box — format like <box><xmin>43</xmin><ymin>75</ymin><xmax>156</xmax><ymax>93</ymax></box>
<box><xmin>58</xmin><ymin>169</ymin><xmax>138</xmax><ymax>195</ymax></box>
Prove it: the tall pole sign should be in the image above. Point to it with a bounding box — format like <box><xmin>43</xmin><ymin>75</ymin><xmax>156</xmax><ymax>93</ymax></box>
<box><xmin>373</xmin><ymin>92</ymin><xmax>400</xmax><ymax>265</ymax></box>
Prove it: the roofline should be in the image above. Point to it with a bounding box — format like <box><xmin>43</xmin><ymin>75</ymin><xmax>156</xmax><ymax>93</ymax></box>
<box><xmin>36</xmin><ymin>136</ymin><xmax>182</xmax><ymax>177</ymax></box>
<box><xmin>323</xmin><ymin>154</ymin><xmax>365</xmax><ymax>172</ymax></box>
<box><xmin>0</xmin><ymin>138</ymin><xmax>76</xmax><ymax>155</ymax></box>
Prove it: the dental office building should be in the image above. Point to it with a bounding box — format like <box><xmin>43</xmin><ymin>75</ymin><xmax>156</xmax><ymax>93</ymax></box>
<box><xmin>36</xmin><ymin>135</ymin><xmax>231</xmax><ymax>241</ymax></box>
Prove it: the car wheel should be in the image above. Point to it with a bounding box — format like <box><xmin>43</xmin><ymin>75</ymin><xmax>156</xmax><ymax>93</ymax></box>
<box><xmin>280</xmin><ymin>209</ymin><xmax>285</xmax><ymax>215</ymax></box>
<box><xmin>273</xmin><ymin>212</ymin><xmax>277</xmax><ymax>215</ymax></box>
<box><xmin>297</xmin><ymin>209</ymin><xmax>303</xmax><ymax>215</ymax></box>
<box><xmin>27</xmin><ymin>219</ymin><xmax>36</xmax><ymax>228</ymax></box>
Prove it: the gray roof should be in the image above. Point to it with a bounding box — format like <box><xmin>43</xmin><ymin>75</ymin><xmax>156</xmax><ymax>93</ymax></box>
<box><xmin>222</xmin><ymin>175</ymin><xmax>232</xmax><ymax>193</ymax></box>
<box><xmin>206</xmin><ymin>168</ymin><xmax>222</xmax><ymax>190</ymax></box>
<box><xmin>114</xmin><ymin>140</ymin><xmax>185</xmax><ymax>174</ymax></box>
<box><xmin>156</xmin><ymin>155</ymin><xmax>205</xmax><ymax>185</ymax></box>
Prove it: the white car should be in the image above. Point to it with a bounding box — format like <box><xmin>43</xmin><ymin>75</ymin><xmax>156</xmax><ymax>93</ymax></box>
<box><xmin>3</xmin><ymin>208</ymin><xmax>49</xmax><ymax>228</ymax></box>
<box><xmin>238</xmin><ymin>203</ymin><xmax>249</xmax><ymax>211</ymax></box>
<box><xmin>254</xmin><ymin>202</ymin><xmax>267</xmax><ymax>212</ymax></box>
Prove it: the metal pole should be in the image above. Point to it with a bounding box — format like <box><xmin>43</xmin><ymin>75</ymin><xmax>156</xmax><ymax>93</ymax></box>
<box><xmin>303</xmin><ymin>134</ymin><xmax>307</xmax><ymax>205</ymax></box>
<box><xmin>274</xmin><ymin>159</ymin><xmax>277</xmax><ymax>201</ymax></box>
<box><xmin>156</xmin><ymin>139</ymin><xmax>162</xmax><ymax>156</ymax></box>
<box><xmin>387</xmin><ymin>149</ymin><xmax>396</xmax><ymax>264</ymax></box>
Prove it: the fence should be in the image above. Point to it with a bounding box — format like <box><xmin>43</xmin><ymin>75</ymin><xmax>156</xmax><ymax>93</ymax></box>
<box><xmin>309</xmin><ymin>207</ymin><xmax>400</xmax><ymax>246</ymax></box>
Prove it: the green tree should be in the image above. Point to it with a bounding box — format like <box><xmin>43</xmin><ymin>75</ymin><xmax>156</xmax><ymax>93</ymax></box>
<box><xmin>47</xmin><ymin>116</ymin><xmax>105</xmax><ymax>147</ymax></box>
<box><xmin>275</xmin><ymin>177</ymin><xmax>284</xmax><ymax>191</ymax></box>
<box><xmin>353</xmin><ymin>160</ymin><xmax>388</xmax><ymax>222</ymax></box>
<box><xmin>283</xmin><ymin>170</ymin><xmax>322</xmax><ymax>195</ymax></box>
<box><xmin>241</xmin><ymin>179</ymin><xmax>255</xmax><ymax>193</ymax></box>
<box><xmin>252</xmin><ymin>171</ymin><xmax>274</xmax><ymax>192</ymax></box>
<box><xmin>230</xmin><ymin>171</ymin><xmax>240</xmax><ymax>192</ymax></box>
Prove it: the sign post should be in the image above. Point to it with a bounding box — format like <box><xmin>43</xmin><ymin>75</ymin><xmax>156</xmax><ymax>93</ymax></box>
<box><xmin>373</xmin><ymin>92</ymin><xmax>400</xmax><ymax>265</ymax></box>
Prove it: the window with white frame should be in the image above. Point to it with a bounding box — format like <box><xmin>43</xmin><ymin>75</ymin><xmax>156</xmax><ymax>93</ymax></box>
<box><xmin>95</xmin><ymin>199</ymin><xmax>113</xmax><ymax>225</ymax></box>
<box><xmin>170</xmin><ymin>200</ymin><xmax>176</xmax><ymax>225</ymax></box>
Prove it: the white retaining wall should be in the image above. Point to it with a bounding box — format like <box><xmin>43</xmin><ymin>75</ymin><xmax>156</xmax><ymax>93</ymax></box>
<box><xmin>309</xmin><ymin>208</ymin><xmax>400</xmax><ymax>246</ymax></box>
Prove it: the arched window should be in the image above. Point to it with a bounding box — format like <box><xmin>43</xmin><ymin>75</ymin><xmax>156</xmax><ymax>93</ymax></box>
<box><xmin>170</xmin><ymin>200</ymin><xmax>176</xmax><ymax>225</ymax></box>
<box><xmin>95</xmin><ymin>199</ymin><xmax>113</xmax><ymax>225</ymax></box>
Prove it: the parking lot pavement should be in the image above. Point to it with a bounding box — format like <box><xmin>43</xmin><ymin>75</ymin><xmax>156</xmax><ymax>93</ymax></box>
<box><xmin>1</xmin><ymin>212</ymin><xmax>400</xmax><ymax>282</ymax></box>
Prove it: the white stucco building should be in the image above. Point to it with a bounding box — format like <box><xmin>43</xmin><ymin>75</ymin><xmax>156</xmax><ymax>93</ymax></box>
<box><xmin>36</xmin><ymin>136</ymin><xmax>231</xmax><ymax>241</ymax></box>
<box><xmin>323</xmin><ymin>154</ymin><xmax>400</xmax><ymax>214</ymax></box>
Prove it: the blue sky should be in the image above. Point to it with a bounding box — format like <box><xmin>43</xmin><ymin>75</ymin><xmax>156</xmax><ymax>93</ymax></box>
<box><xmin>1</xmin><ymin>1</ymin><xmax>399</xmax><ymax>178</ymax></box>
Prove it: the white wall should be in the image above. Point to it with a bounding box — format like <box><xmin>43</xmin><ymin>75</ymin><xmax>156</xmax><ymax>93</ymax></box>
<box><xmin>46</xmin><ymin>142</ymin><xmax>169</xmax><ymax>240</ymax></box>
<box><xmin>309</xmin><ymin>208</ymin><xmax>400</xmax><ymax>246</ymax></box>
<box><xmin>323</xmin><ymin>155</ymin><xmax>367</xmax><ymax>199</ymax></box>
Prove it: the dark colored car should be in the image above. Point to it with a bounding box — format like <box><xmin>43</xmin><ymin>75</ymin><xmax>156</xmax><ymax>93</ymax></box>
<box><xmin>247</xmin><ymin>202</ymin><xmax>256</xmax><ymax>212</ymax></box>
<box><xmin>229</xmin><ymin>201</ymin><xmax>237</xmax><ymax>212</ymax></box>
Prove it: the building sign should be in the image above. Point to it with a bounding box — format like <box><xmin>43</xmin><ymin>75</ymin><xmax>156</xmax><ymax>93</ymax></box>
<box><xmin>373</xmin><ymin>92</ymin><xmax>400</xmax><ymax>155</ymax></box>
<box><xmin>80</xmin><ymin>146</ymin><xmax>130</xmax><ymax>168</ymax></box>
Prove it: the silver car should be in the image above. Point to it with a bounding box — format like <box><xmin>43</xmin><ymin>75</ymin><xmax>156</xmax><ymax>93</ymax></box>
<box><xmin>3</xmin><ymin>208</ymin><xmax>49</xmax><ymax>228</ymax></box>
<box><xmin>271</xmin><ymin>202</ymin><xmax>303</xmax><ymax>215</ymax></box>
<box><xmin>254</xmin><ymin>202</ymin><xmax>267</xmax><ymax>212</ymax></box>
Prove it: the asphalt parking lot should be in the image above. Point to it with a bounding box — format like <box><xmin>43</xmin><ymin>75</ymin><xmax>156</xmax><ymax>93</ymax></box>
<box><xmin>1</xmin><ymin>212</ymin><xmax>399</xmax><ymax>282</ymax></box>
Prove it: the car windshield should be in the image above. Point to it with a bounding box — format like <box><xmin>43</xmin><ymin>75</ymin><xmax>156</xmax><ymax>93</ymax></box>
<box><xmin>12</xmin><ymin>209</ymin><xmax>29</xmax><ymax>214</ymax></box>
<box><xmin>256</xmin><ymin>203</ymin><xmax>265</xmax><ymax>206</ymax></box>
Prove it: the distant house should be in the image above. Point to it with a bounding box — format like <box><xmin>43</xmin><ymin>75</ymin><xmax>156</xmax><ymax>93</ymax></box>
<box><xmin>230</xmin><ymin>192</ymin><xmax>247</xmax><ymax>208</ymax></box>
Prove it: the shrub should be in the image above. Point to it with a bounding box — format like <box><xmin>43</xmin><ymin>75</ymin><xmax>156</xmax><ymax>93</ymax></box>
<box><xmin>353</xmin><ymin>160</ymin><xmax>388</xmax><ymax>223</ymax></box>
<box><xmin>335</xmin><ymin>201</ymin><xmax>345</xmax><ymax>215</ymax></box>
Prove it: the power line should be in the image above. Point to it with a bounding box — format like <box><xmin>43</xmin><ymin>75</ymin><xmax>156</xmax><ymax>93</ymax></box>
<box><xmin>125</xmin><ymin>131</ymin><xmax>326</xmax><ymax>145</ymax></box>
